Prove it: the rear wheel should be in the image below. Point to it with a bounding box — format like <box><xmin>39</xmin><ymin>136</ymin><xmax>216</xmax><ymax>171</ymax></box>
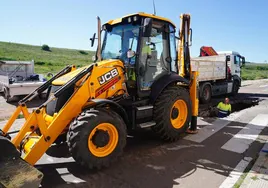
<box><xmin>200</xmin><ymin>84</ymin><xmax>211</xmax><ymax>104</ymax></box>
<box><xmin>67</xmin><ymin>108</ymin><xmax>127</xmax><ymax>169</ymax></box>
<box><xmin>152</xmin><ymin>85</ymin><xmax>192</xmax><ymax>141</ymax></box>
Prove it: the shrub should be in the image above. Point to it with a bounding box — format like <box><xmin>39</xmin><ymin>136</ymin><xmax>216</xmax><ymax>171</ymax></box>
<box><xmin>35</xmin><ymin>61</ymin><xmax>45</xmax><ymax>65</ymax></box>
<box><xmin>256</xmin><ymin>66</ymin><xmax>268</xmax><ymax>70</ymax></box>
<box><xmin>78</xmin><ymin>50</ymin><xmax>88</xmax><ymax>55</ymax></box>
<box><xmin>42</xmin><ymin>44</ymin><xmax>51</xmax><ymax>52</ymax></box>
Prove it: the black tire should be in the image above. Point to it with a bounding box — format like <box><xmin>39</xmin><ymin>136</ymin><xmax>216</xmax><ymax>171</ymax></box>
<box><xmin>200</xmin><ymin>84</ymin><xmax>211</xmax><ymax>104</ymax></box>
<box><xmin>67</xmin><ymin>108</ymin><xmax>127</xmax><ymax>169</ymax></box>
<box><xmin>232</xmin><ymin>80</ymin><xmax>240</xmax><ymax>96</ymax></box>
<box><xmin>54</xmin><ymin>133</ymin><xmax>67</xmax><ymax>145</ymax></box>
<box><xmin>152</xmin><ymin>85</ymin><xmax>192</xmax><ymax>141</ymax></box>
<box><xmin>3</xmin><ymin>88</ymin><xmax>11</xmax><ymax>103</ymax></box>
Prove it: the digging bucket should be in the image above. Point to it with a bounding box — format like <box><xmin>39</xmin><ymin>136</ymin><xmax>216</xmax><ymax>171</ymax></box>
<box><xmin>0</xmin><ymin>136</ymin><xmax>43</xmax><ymax>188</ymax></box>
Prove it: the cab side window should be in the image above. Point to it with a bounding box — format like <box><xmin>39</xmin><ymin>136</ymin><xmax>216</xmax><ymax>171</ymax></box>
<box><xmin>169</xmin><ymin>25</ymin><xmax>177</xmax><ymax>73</ymax></box>
<box><xmin>234</xmin><ymin>56</ymin><xmax>241</xmax><ymax>65</ymax></box>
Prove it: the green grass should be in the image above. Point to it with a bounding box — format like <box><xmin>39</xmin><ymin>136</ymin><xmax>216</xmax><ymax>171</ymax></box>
<box><xmin>232</xmin><ymin>154</ymin><xmax>260</xmax><ymax>188</ymax></box>
<box><xmin>17</xmin><ymin>114</ymin><xmax>24</xmax><ymax>119</ymax></box>
<box><xmin>0</xmin><ymin>41</ymin><xmax>95</xmax><ymax>74</ymax></box>
<box><xmin>241</xmin><ymin>63</ymin><xmax>268</xmax><ymax>80</ymax></box>
<box><xmin>1</xmin><ymin>41</ymin><xmax>268</xmax><ymax>81</ymax></box>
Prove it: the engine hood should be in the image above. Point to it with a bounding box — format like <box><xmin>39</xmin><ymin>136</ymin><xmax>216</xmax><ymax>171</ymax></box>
<box><xmin>52</xmin><ymin>59</ymin><xmax>123</xmax><ymax>86</ymax></box>
<box><xmin>52</xmin><ymin>65</ymin><xmax>90</xmax><ymax>86</ymax></box>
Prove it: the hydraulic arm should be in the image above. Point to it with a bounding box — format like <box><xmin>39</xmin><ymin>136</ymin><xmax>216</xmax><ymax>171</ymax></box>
<box><xmin>177</xmin><ymin>14</ymin><xmax>199</xmax><ymax>132</ymax></box>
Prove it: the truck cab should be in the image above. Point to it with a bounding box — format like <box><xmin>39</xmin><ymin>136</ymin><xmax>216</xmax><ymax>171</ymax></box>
<box><xmin>217</xmin><ymin>51</ymin><xmax>245</xmax><ymax>79</ymax></box>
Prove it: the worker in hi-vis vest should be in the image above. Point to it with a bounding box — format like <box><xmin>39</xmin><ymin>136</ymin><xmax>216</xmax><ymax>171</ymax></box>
<box><xmin>217</xmin><ymin>98</ymin><xmax>232</xmax><ymax>118</ymax></box>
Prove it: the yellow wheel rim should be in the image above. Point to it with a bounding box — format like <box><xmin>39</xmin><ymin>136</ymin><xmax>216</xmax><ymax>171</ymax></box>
<box><xmin>170</xmin><ymin>99</ymin><xmax>188</xmax><ymax>129</ymax></box>
<box><xmin>88</xmin><ymin>123</ymin><xmax>118</xmax><ymax>157</ymax></box>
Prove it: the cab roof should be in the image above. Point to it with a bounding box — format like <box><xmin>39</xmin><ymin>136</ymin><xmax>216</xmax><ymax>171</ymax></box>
<box><xmin>105</xmin><ymin>12</ymin><xmax>176</xmax><ymax>27</ymax></box>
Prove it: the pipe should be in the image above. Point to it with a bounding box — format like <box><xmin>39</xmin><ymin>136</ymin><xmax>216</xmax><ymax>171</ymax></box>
<box><xmin>97</xmin><ymin>16</ymin><xmax>102</xmax><ymax>61</ymax></box>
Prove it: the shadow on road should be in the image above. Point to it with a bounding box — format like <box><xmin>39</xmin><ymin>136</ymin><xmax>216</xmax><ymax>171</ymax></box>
<box><xmin>35</xmin><ymin>118</ymin><xmax>268</xmax><ymax>188</ymax></box>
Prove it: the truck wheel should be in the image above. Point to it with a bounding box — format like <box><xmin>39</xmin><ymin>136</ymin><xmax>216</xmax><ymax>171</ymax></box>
<box><xmin>67</xmin><ymin>108</ymin><xmax>127</xmax><ymax>169</ymax></box>
<box><xmin>200</xmin><ymin>84</ymin><xmax>211</xmax><ymax>104</ymax></box>
<box><xmin>152</xmin><ymin>85</ymin><xmax>192</xmax><ymax>141</ymax></box>
<box><xmin>3</xmin><ymin>88</ymin><xmax>11</xmax><ymax>103</ymax></box>
<box><xmin>232</xmin><ymin>81</ymin><xmax>239</xmax><ymax>96</ymax></box>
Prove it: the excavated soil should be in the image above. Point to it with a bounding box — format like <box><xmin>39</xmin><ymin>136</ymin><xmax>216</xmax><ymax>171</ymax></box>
<box><xmin>199</xmin><ymin>97</ymin><xmax>260</xmax><ymax>117</ymax></box>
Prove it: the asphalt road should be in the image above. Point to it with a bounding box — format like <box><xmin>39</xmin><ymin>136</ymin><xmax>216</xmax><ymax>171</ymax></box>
<box><xmin>1</xmin><ymin>79</ymin><xmax>268</xmax><ymax>188</ymax></box>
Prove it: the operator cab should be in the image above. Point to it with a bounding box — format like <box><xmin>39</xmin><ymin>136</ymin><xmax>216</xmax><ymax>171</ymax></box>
<box><xmin>92</xmin><ymin>13</ymin><xmax>178</xmax><ymax>98</ymax></box>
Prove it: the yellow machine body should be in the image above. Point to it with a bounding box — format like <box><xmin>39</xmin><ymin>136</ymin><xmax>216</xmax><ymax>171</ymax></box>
<box><xmin>0</xmin><ymin>12</ymin><xmax>199</xmax><ymax>187</ymax></box>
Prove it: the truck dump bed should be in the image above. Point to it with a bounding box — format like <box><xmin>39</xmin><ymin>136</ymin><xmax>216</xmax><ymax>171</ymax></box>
<box><xmin>191</xmin><ymin>55</ymin><xmax>227</xmax><ymax>82</ymax></box>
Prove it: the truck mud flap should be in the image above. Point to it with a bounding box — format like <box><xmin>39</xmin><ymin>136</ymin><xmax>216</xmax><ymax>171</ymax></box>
<box><xmin>0</xmin><ymin>136</ymin><xmax>43</xmax><ymax>188</ymax></box>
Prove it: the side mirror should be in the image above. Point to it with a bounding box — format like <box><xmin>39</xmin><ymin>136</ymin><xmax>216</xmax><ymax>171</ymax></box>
<box><xmin>241</xmin><ymin>57</ymin><xmax>245</xmax><ymax>67</ymax></box>
<box><xmin>242</xmin><ymin>57</ymin><xmax>245</xmax><ymax>65</ymax></box>
<box><xmin>92</xmin><ymin>55</ymin><xmax>97</xmax><ymax>62</ymax></box>
<box><xmin>143</xmin><ymin>18</ymin><xmax>152</xmax><ymax>37</ymax></box>
<box><xmin>226</xmin><ymin>55</ymin><xmax>230</xmax><ymax>61</ymax></box>
<box><xmin>90</xmin><ymin>33</ymin><xmax>96</xmax><ymax>47</ymax></box>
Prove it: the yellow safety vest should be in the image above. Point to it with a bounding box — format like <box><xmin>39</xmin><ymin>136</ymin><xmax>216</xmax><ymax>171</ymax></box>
<box><xmin>129</xmin><ymin>69</ymin><xmax>136</xmax><ymax>80</ymax></box>
<box><xmin>217</xmin><ymin>102</ymin><xmax>231</xmax><ymax>114</ymax></box>
<box><xmin>142</xmin><ymin>45</ymin><xmax>151</xmax><ymax>55</ymax></box>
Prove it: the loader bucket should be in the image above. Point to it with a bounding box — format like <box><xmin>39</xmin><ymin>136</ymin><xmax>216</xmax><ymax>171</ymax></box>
<box><xmin>0</xmin><ymin>136</ymin><xmax>43</xmax><ymax>188</ymax></box>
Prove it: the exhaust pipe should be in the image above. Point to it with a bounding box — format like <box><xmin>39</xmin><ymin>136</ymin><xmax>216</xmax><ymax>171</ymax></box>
<box><xmin>97</xmin><ymin>16</ymin><xmax>102</xmax><ymax>61</ymax></box>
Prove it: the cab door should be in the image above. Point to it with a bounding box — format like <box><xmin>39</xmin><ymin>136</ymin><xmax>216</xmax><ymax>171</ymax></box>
<box><xmin>137</xmin><ymin>20</ymin><xmax>170</xmax><ymax>97</ymax></box>
<box><xmin>233</xmin><ymin>55</ymin><xmax>242</xmax><ymax>77</ymax></box>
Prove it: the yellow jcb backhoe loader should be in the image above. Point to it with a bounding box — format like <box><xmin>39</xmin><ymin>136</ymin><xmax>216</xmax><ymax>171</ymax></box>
<box><xmin>0</xmin><ymin>12</ymin><xmax>198</xmax><ymax>187</ymax></box>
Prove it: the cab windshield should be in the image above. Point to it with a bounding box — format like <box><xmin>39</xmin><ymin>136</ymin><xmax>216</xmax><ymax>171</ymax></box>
<box><xmin>101</xmin><ymin>23</ymin><xmax>140</xmax><ymax>63</ymax></box>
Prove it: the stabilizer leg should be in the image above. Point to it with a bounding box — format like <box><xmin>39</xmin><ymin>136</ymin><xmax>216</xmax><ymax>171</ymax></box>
<box><xmin>187</xmin><ymin>70</ymin><xmax>199</xmax><ymax>134</ymax></box>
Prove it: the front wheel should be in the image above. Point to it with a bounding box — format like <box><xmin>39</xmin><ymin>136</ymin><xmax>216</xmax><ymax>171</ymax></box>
<box><xmin>152</xmin><ymin>85</ymin><xmax>192</xmax><ymax>141</ymax></box>
<box><xmin>67</xmin><ymin>108</ymin><xmax>127</xmax><ymax>169</ymax></box>
<box><xmin>232</xmin><ymin>81</ymin><xmax>240</xmax><ymax>96</ymax></box>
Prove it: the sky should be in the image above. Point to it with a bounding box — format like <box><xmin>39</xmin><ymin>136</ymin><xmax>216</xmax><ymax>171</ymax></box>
<box><xmin>1</xmin><ymin>0</ymin><xmax>268</xmax><ymax>63</ymax></box>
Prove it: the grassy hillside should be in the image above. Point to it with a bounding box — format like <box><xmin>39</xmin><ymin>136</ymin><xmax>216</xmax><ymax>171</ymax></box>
<box><xmin>1</xmin><ymin>41</ymin><xmax>268</xmax><ymax>81</ymax></box>
<box><xmin>0</xmin><ymin>41</ymin><xmax>95</xmax><ymax>74</ymax></box>
<box><xmin>241</xmin><ymin>63</ymin><xmax>268</xmax><ymax>80</ymax></box>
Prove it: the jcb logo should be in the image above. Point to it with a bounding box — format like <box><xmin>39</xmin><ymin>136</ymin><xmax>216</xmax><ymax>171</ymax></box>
<box><xmin>98</xmin><ymin>68</ymin><xmax>119</xmax><ymax>85</ymax></box>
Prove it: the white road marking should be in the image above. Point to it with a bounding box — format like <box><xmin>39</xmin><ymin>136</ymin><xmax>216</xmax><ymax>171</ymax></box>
<box><xmin>198</xmin><ymin>117</ymin><xmax>213</xmax><ymax>126</ymax></box>
<box><xmin>219</xmin><ymin>157</ymin><xmax>252</xmax><ymax>188</ymax></box>
<box><xmin>166</xmin><ymin>144</ymin><xmax>204</xmax><ymax>151</ymax></box>
<box><xmin>184</xmin><ymin>111</ymin><xmax>245</xmax><ymax>143</ymax></box>
<box><xmin>146</xmin><ymin>164</ymin><xmax>165</xmax><ymax>170</ymax></box>
<box><xmin>221</xmin><ymin>114</ymin><xmax>268</xmax><ymax>153</ymax></box>
<box><xmin>259</xmin><ymin>84</ymin><xmax>268</xmax><ymax>88</ymax></box>
<box><xmin>56</xmin><ymin>168</ymin><xmax>86</xmax><ymax>183</ymax></box>
<box><xmin>226</xmin><ymin>125</ymin><xmax>249</xmax><ymax>129</ymax></box>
